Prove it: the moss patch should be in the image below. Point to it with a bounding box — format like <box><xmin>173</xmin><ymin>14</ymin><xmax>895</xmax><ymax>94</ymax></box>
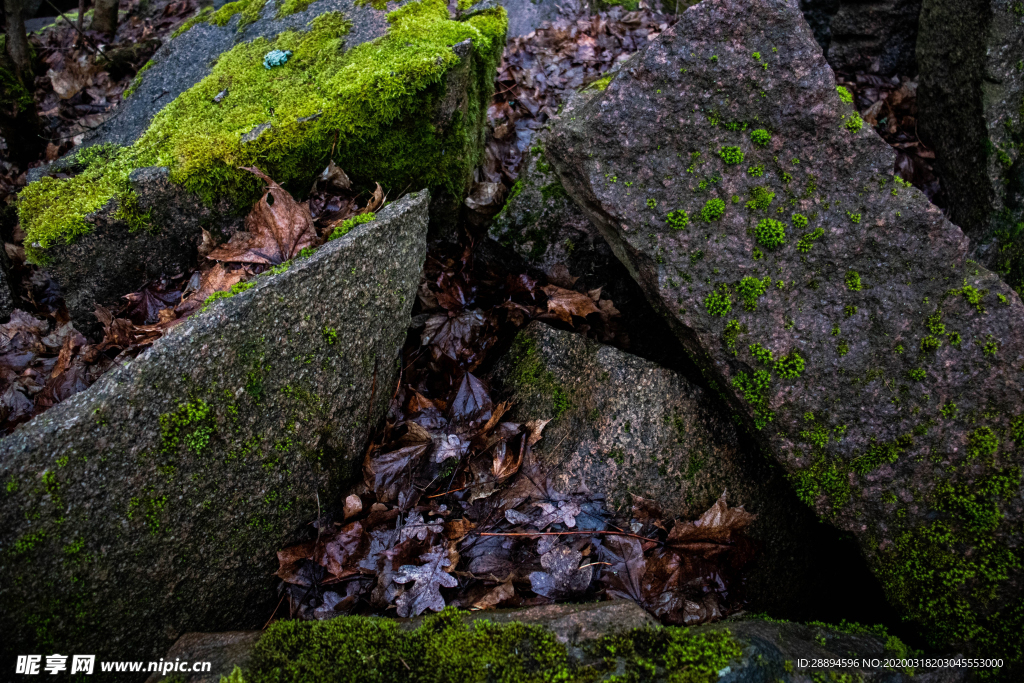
<box><xmin>234</xmin><ymin>607</ymin><xmax>742</xmax><ymax>682</ymax></box>
<box><xmin>19</xmin><ymin>0</ymin><xmax>506</xmax><ymax>258</ymax></box>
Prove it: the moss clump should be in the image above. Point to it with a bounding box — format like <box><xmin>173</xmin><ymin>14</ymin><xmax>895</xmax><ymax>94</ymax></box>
<box><xmin>836</xmin><ymin>85</ymin><xmax>853</xmax><ymax>104</ymax></box>
<box><xmin>170</xmin><ymin>6</ymin><xmax>214</xmax><ymax>38</ymax></box>
<box><xmin>745</xmin><ymin>186</ymin><xmax>774</xmax><ymax>211</ymax></box>
<box><xmin>737</xmin><ymin>275</ymin><xmax>770</xmax><ymax>311</ymax></box>
<box><xmin>750</xmin><ymin>128</ymin><xmax>771</xmax><ymax>146</ymax></box>
<box><xmin>507</xmin><ymin>331</ymin><xmax>572</xmax><ymax>420</ymax></box>
<box><xmin>773</xmin><ymin>351</ymin><xmax>804</xmax><ymax>379</ymax></box>
<box><xmin>796</xmin><ymin>227</ymin><xmax>823</xmax><ymax>253</ymax></box>
<box><xmin>699</xmin><ymin>198</ymin><xmax>726</xmax><ymax>222</ymax></box>
<box><xmin>755</xmin><ymin>218</ymin><xmax>786</xmax><ymax>249</ymax></box>
<box><xmin>703</xmin><ymin>283</ymin><xmax>731</xmax><ymax>316</ymax></box>
<box><xmin>236</xmin><ymin>607</ymin><xmax>742</xmax><ymax>682</ymax></box>
<box><xmin>122</xmin><ymin>59</ymin><xmax>156</xmax><ymax>99</ymax></box>
<box><xmin>666</xmin><ymin>209</ymin><xmax>690</xmax><ymax>230</ymax></box>
<box><xmin>718</xmin><ymin>146</ymin><xmax>744</xmax><ymax>165</ymax></box>
<box><xmin>732</xmin><ymin>369</ymin><xmax>772</xmax><ymax>429</ymax></box>
<box><xmin>277</xmin><ymin>0</ymin><xmax>314</xmax><ymax>17</ymax></box>
<box><xmin>844</xmin><ymin>111</ymin><xmax>864</xmax><ymax>133</ymax></box>
<box><xmin>844</xmin><ymin>270</ymin><xmax>862</xmax><ymax>291</ymax></box>
<box><xmin>19</xmin><ymin>1</ymin><xmax>507</xmax><ymax>258</ymax></box>
<box><xmin>328</xmin><ymin>212</ymin><xmax>376</xmax><ymax>240</ymax></box>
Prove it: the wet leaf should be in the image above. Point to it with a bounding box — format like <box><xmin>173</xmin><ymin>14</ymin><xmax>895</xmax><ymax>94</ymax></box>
<box><xmin>471</xmin><ymin>580</ymin><xmax>515</xmax><ymax>610</ymax></box>
<box><xmin>393</xmin><ymin>545</ymin><xmax>458</xmax><ymax>617</ymax></box>
<box><xmin>542</xmin><ymin>284</ymin><xmax>600</xmax><ymax>324</ymax></box>
<box><xmin>316</xmin><ymin>521</ymin><xmax>366</xmax><ymax>578</ymax></box>
<box><xmin>451</xmin><ymin>371</ymin><xmax>493</xmax><ymax>424</ymax></box>
<box><xmin>666</xmin><ymin>491</ymin><xmax>756</xmax><ymax>548</ymax></box>
<box><xmin>529</xmin><ymin>546</ymin><xmax>593</xmax><ymax>599</ymax></box>
<box><xmin>363</xmin><ymin>443</ymin><xmax>429</xmax><ymax>502</ymax></box>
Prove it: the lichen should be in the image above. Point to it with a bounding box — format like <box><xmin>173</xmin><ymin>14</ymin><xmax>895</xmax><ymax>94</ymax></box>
<box><xmin>19</xmin><ymin>0</ymin><xmax>507</xmax><ymax>259</ymax></box>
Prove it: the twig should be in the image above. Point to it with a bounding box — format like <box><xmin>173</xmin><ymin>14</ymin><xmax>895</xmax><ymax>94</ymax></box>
<box><xmin>578</xmin><ymin>562</ymin><xmax>611</xmax><ymax>569</ymax></box>
<box><xmin>479</xmin><ymin>530</ymin><xmax>661</xmax><ymax>544</ymax></box>
<box><xmin>262</xmin><ymin>593</ymin><xmax>286</xmax><ymax>630</ymax></box>
<box><xmin>42</xmin><ymin>0</ymin><xmax>101</xmax><ymax>54</ymax></box>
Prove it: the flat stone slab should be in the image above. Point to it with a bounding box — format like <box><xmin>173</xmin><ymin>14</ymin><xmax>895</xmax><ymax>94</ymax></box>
<box><xmin>545</xmin><ymin>0</ymin><xmax>1024</xmax><ymax>659</ymax></box>
<box><xmin>0</xmin><ymin>191</ymin><xmax>428</xmax><ymax>665</ymax></box>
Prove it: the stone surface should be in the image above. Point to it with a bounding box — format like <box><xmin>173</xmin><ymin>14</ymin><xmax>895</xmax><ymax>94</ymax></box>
<box><xmin>0</xmin><ymin>192</ymin><xmax>428</xmax><ymax>668</ymax></box>
<box><xmin>22</xmin><ymin>0</ymin><xmax>502</xmax><ymax>332</ymax></box>
<box><xmin>917</xmin><ymin>0</ymin><xmax>1024</xmax><ymax>289</ymax></box>
<box><xmin>150</xmin><ymin>601</ymin><xmax>966</xmax><ymax>682</ymax></box>
<box><xmin>827</xmin><ymin>0</ymin><xmax>922</xmax><ymax>75</ymax></box>
<box><xmin>798</xmin><ymin>0</ymin><xmax>841</xmax><ymax>53</ymax></box>
<box><xmin>492</xmin><ymin>321</ymin><xmax>889</xmax><ymax>620</ymax></box>
<box><xmin>544</xmin><ymin>0</ymin><xmax>1024</xmax><ymax>660</ymax></box>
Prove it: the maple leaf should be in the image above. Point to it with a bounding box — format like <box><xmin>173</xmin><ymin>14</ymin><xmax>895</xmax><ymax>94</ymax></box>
<box><xmin>206</xmin><ymin>167</ymin><xmax>317</xmax><ymax>265</ymax></box>
<box><xmin>541</xmin><ymin>284</ymin><xmax>600</xmax><ymax>324</ymax></box>
<box><xmin>275</xmin><ymin>541</ymin><xmax>318</xmax><ymax>586</ymax></box>
<box><xmin>316</xmin><ymin>521</ymin><xmax>366</xmax><ymax>579</ymax></box>
<box><xmin>393</xmin><ymin>545</ymin><xmax>458</xmax><ymax>617</ymax></box>
<box><xmin>598</xmin><ymin>535</ymin><xmax>646</xmax><ymax>604</ymax></box>
<box><xmin>529</xmin><ymin>545</ymin><xmax>593</xmax><ymax>599</ymax></box>
<box><xmin>175</xmin><ymin>263</ymin><xmax>248</xmax><ymax>318</ymax></box>
<box><xmin>122</xmin><ymin>282</ymin><xmax>181</xmax><ymax>325</ymax></box>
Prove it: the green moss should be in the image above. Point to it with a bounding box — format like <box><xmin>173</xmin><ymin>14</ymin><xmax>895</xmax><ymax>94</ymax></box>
<box><xmin>201</xmin><ymin>280</ymin><xmax>256</xmax><ymax>312</ymax></box>
<box><xmin>745</xmin><ymin>186</ymin><xmax>774</xmax><ymax>211</ymax></box>
<box><xmin>277</xmin><ymin>0</ymin><xmax>314</xmax><ymax>17</ymax></box>
<box><xmin>699</xmin><ymin>198</ymin><xmax>725</xmax><ymax>222</ymax></box>
<box><xmin>750</xmin><ymin>128</ymin><xmax>770</xmax><ymax>146</ymax></box>
<box><xmin>666</xmin><ymin>209</ymin><xmax>689</xmax><ymax>230</ymax></box>
<box><xmin>328</xmin><ymin>212</ymin><xmax>376</xmax><ymax>240</ymax></box>
<box><xmin>170</xmin><ymin>6</ymin><xmax>214</xmax><ymax>38</ymax></box>
<box><xmin>159</xmin><ymin>399</ymin><xmax>216</xmax><ymax>456</ymax></box>
<box><xmin>718</xmin><ymin>146</ymin><xmax>744</xmax><ymax>165</ymax></box>
<box><xmin>755</xmin><ymin>218</ymin><xmax>786</xmax><ymax>249</ymax></box>
<box><xmin>773</xmin><ymin>351</ymin><xmax>804</xmax><ymax>379</ymax></box>
<box><xmin>19</xmin><ymin>1</ymin><xmax>507</xmax><ymax>257</ymax></box>
<box><xmin>737</xmin><ymin>275</ymin><xmax>770</xmax><ymax>311</ymax></box>
<box><xmin>844</xmin><ymin>270</ymin><xmax>862</xmax><ymax>291</ymax></box>
<box><xmin>703</xmin><ymin>284</ymin><xmax>731</xmax><ymax>316</ymax></box>
<box><xmin>836</xmin><ymin>86</ymin><xmax>853</xmax><ymax>104</ymax></box>
<box><xmin>540</xmin><ymin>179</ymin><xmax>568</xmax><ymax>202</ymax></box>
<box><xmin>122</xmin><ymin>59</ymin><xmax>156</xmax><ymax>100</ymax></box>
<box><xmin>585</xmin><ymin>74</ymin><xmax>613</xmax><ymax>91</ymax></box>
<box><xmin>236</xmin><ymin>608</ymin><xmax>742</xmax><ymax>683</ymax></box>
<box><xmin>732</xmin><ymin>369</ymin><xmax>773</xmax><ymax>430</ymax></box>
<box><xmin>748</xmin><ymin>342</ymin><xmax>774</xmax><ymax>365</ymax></box>
<box><xmin>507</xmin><ymin>332</ymin><xmax>572</xmax><ymax>421</ymax></box>
<box><xmin>843</xmin><ymin>111</ymin><xmax>864</xmax><ymax>133</ymax></box>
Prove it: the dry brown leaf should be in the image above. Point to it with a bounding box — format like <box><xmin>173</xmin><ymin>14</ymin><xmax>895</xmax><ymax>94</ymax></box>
<box><xmin>360</xmin><ymin>182</ymin><xmax>386</xmax><ymax>215</ymax></box>
<box><xmin>524</xmin><ymin>418</ymin><xmax>550</xmax><ymax>447</ymax></box>
<box><xmin>542</xmin><ymin>284</ymin><xmax>600</xmax><ymax>324</ymax></box>
<box><xmin>343</xmin><ymin>494</ymin><xmax>363</xmax><ymax>520</ymax></box>
<box><xmin>666</xmin><ymin>491</ymin><xmax>756</xmax><ymax>548</ymax></box>
<box><xmin>206</xmin><ymin>167</ymin><xmax>317</xmax><ymax>265</ymax></box>
<box><xmin>445</xmin><ymin>518</ymin><xmax>476</xmax><ymax>542</ymax></box>
<box><xmin>471</xmin><ymin>580</ymin><xmax>515</xmax><ymax>610</ymax></box>
<box><xmin>175</xmin><ymin>263</ymin><xmax>248</xmax><ymax>317</ymax></box>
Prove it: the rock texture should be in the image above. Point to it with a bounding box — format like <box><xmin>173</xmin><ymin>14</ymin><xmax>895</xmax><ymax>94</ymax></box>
<box><xmin>0</xmin><ymin>192</ymin><xmax>428</xmax><ymax>668</ymax></box>
<box><xmin>493</xmin><ymin>321</ymin><xmax>890</xmax><ymax>621</ymax></box>
<box><xmin>150</xmin><ymin>601</ymin><xmax>964</xmax><ymax>683</ymax></box>
<box><xmin>917</xmin><ymin>0</ymin><xmax>1024</xmax><ymax>288</ymax></box>
<box><xmin>545</xmin><ymin>0</ymin><xmax>1024</xmax><ymax>663</ymax></box>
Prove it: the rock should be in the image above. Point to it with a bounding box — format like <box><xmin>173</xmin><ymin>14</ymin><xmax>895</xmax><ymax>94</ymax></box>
<box><xmin>917</xmin><ymin>1</ymin><xmax>1024</xmax><ymax>291</ymax></box>
<box><xmin>143</xmin><ymin>631</ymin><xmax>261</xmax><ymax>683</ymax></box>
<box><xmin>18</xmin><ymin>0</ymin><xmax>506</xmax><ymax>332</ymax></box>
<box><xmin>544</xmin><ymin>0</ymin><xmax>1024</xmax><ymax>663</ymax></box>
<box><xmin>798</xmin><ymin>0</ymin><xmax>841</xmax><ymax>53</ymax></box>
<box><xmin>492</xmin><ymin>321</ymin><xmax>889</xmax><ymax>620</ymax></box>
<box><xmin>827</xmin><ymin>0</ymin><xmax>922</xmax><ymax>75</ymax></box>
<box><xmin>149</xmin><ymin>601</ymin><xmax>961</xmax><ymax>682</ymax></box>
<box><xmin>0</xmin><ymin>192</ymin><xmax>428</xmax><ymax>666</ymax></box>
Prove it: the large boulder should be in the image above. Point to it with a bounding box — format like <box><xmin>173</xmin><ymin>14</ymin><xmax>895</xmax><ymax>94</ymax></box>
<box><xmin>544</xmin><ymin>0</ymin><xmax>1024</xmax><ymax>667</ymax></box>
<box><xmin>146</xmin><ymin>601</ymin><xmax>958</xmax><ymax>683</ymax></box>
<box><xmin>492</xmin><ymin>321</ymin><xmax>891</xmax><ymax>621</ymax></box>
<box><xmin>917</xmin><ymin>0</ymin><xmax>1024</xmax><ymax>292</ymax></box>
<box><xmin>0</xmin><ymin>192</ymin><xmax>428</xmax><ymax>668</ymax></box>
<box><xmin>18</xmin><ymin>0</ymin><xmax>505</xmax><ymax>331</ymax></box>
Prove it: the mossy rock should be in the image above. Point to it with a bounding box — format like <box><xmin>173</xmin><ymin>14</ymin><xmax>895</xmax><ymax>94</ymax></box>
<box><xmin>491</xmin><ymin>321</ymin><xmax>887</xmax><ymax>622</ymax></box>
<box><xmin>545</xmin><ymin>0</ymin><xmax>1024</xmax><ymax>673</ymax></box>
<box><xmin>146</xmin><ymin>602</ymin><xmax>957</xmax><ymax>682</ymax></box>
<box><xmin>18</xmin><ymin>0</ymin><xmax>506</xmax><ymax>332</ymax></box>
<box><xmin>0</xmin><ymin>192</ymin><xmax>428</xmax><ymax>673</ymax></box>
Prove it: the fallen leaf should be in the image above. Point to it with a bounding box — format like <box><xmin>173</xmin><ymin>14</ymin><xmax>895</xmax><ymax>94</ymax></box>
<box><xmin>472</xmin><ymin>580</ymin><xmax>515</xmax><ymax>610</ymax></box>
<box><xmin>529</xmin><ymin>545</ymin><xmax>593</xmax><ymax>599</ymax></box>
<box><xmin>542</xmin><ymin>284</ymin><xmax>600</xmax><ymax>324</ymax></box>
<box><xmin>363</xmin><ymin>443</ymin><xmax>429</xmax><ymax>503</ymax></box>
<box><xmin>666</xmin><ymin>491</ymin><xmax>756</xmax><ymax>548</ymax></box>
<box><xmin>393</xmin><ymin>545</ymin><xmax>458</xmax><ymax>617</ymax></box>
<box><xmin>451</xmin><ymin>371</ymin><xmax>493</xmax><ymax>424</ymax></box>
<box><xmin>317</xmin><ymin>521</ymin><xmax>367</xmax><ymax>579</ymax></box>
<box><xmin>206</xmin><ymin>167</ymin><xmax>317</xmax><ymax>265</ymax></box>
<box><xmin>343</xmin><ymin>494</ymin><xmax>363</xmax><ymax>520</ymax></box>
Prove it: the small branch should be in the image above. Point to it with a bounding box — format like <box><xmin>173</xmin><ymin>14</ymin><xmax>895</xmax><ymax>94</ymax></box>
<box><xmin>479</xmin><ymin>530</ymin><xmax>660</xmax><ymax>544</ymax></box>
<box><xmin>43</xmin><ymin>0</ymin><xmax>101</xmax><ymax>54</ymax></box>
<box><xmin>262</xmin><ymin>593</ymin><xmax>286</xmax><ymax>630</ymax></box>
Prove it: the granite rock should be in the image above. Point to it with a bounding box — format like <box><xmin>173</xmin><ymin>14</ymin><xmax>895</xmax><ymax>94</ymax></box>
<box><xmin>544</xmin><ymin>0</ymin><xmax>1024</xmax><ymax>662</ymax></box>
<box><xmin>0</xmin><ymin>191</ymin><xmax>428</xmax><ymax>671</ymax></box>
